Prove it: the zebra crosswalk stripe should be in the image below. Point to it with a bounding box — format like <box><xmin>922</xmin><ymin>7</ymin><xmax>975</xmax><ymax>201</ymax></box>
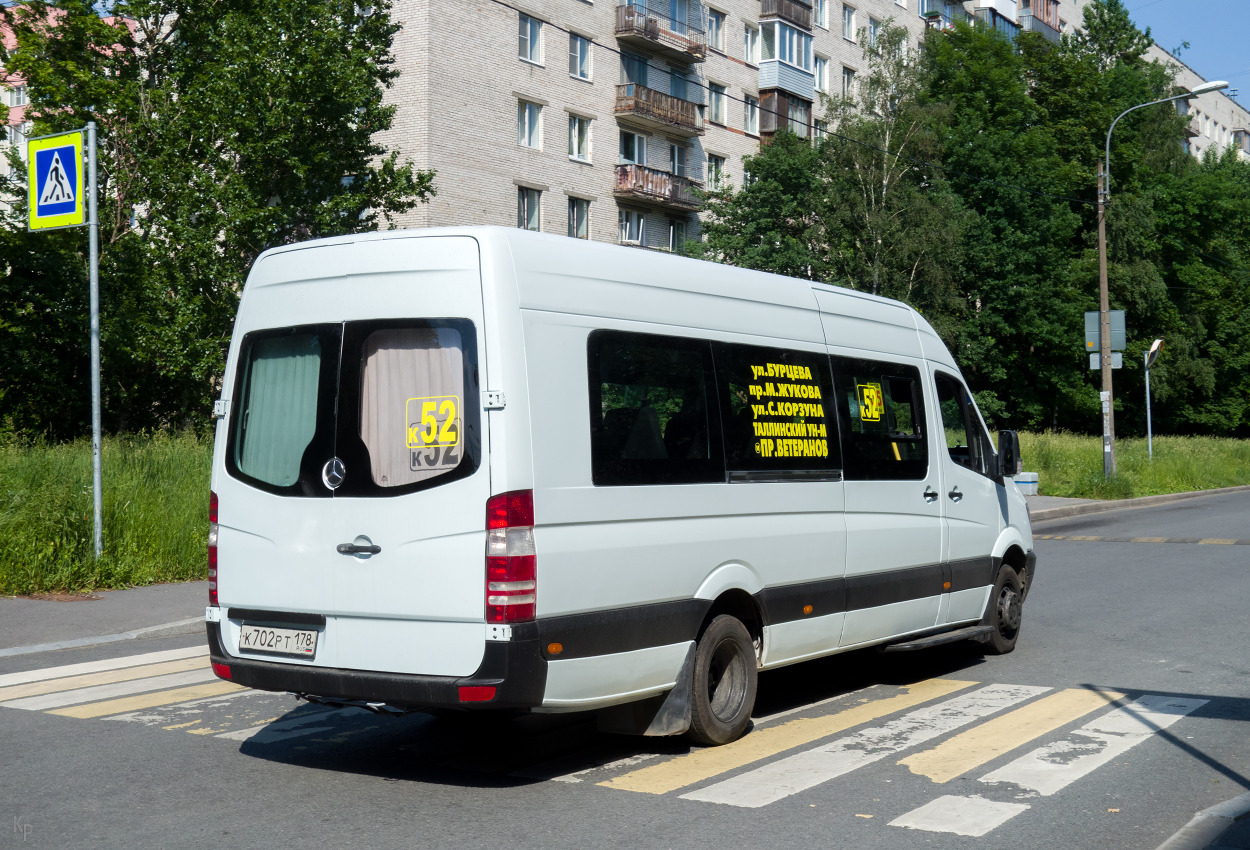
<box><xmin>0</xmin><ymin>645</ymin><xmax>206</xmax><ymax>689</ymax></box>
<box><xmin>682</xmin><ymin>684</ymin><xmax>1049</xmax><ymax>808</ymax></box>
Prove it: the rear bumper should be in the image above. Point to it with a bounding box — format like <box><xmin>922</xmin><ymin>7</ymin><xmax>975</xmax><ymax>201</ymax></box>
<box><xmin>206</xmin><ymin>622</ymin><xmax>547</xmax><ymax>710</ymax></box>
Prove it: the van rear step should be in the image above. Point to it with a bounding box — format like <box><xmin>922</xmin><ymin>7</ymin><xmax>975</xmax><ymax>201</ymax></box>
<box><xmin>881</xmin><ymin>625</ymin><xmax>994</xmax><ymax>653</ymax></box>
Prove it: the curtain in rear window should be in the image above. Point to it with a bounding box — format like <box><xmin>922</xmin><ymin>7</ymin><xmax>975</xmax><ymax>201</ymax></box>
<box><xmin>234</xmin><ymin>334</ymin><xmax>322</xmax><ymax>487</ymax></box>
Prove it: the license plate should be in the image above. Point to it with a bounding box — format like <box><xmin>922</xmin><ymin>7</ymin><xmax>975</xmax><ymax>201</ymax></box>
<box><xmin>238</xmin><ymin>623</ymin><xmax>318</xmax><ymax>659</ymax></box>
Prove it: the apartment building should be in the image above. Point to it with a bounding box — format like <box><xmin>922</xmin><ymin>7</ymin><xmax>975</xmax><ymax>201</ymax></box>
<box><xmin>2</xmin><ymin>26</ymin><xmax>34</xmax><ymax>200</ymax></box>
<box><xmin>375</xmin><ymin>0</ymin><xmax>1249</xmax><ymax>247</ymax></box>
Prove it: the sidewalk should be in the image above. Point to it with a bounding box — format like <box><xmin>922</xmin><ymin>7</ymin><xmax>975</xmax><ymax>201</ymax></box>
<box><xmin>0</xmin><ymin>581</ymin><xmax>206</xmax><ymax>656</ymax></box>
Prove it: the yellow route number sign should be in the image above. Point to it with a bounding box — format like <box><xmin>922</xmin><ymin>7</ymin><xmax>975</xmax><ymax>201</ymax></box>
<box><xmin>28</xmin><ymin>130</ymin><xmax>86</xmax><ymax>231</ymax></box>
<box><xmin>857</xmin><ymin>382</ymin><xmax>884</xmax><ymax>423</ymax></box>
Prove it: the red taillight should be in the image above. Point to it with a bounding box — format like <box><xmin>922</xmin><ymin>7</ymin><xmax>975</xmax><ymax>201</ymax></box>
<box><xmin>458</xmin><ymin>685</ymin><xmax>496</xmax><ymax>703</ymax></box>
<box><xmin>211</xmin><ymin>661</ymin><xmax>232</xmax><ymax>680</ymax></box>
<box><xmin>485</xmin><ymin>490</ymin><xmax>536</xmax><ymax>623</ymax></box>
<box><xmin>208</xmin><ymin>491</ymin><xmax>219</xmax><ymax>608</ymax></box>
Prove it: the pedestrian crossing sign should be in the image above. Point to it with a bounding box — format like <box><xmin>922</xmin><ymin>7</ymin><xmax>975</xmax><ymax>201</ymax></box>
<box><xmin>27</xmin><ymin>130</ymin><xmax>86</xmax><ymax>231</ymax></box>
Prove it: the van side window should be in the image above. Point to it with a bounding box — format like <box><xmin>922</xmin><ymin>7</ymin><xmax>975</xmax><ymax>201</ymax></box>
<box><xmin>831</xmin><ymin>357</ymin><xmax>928</xmax><ymax>481</ymax></box>
<box><xmin>935</xmin><ymin>371</ymin><xmax>995</xmax><ymax>476</ymax></box>
<box><xmin>228</xmin><ymin>325</ymin><xmax>340</xmax><ymax>496</ymax></box>
<box><xmin>358</xmin><ymin>328</ymin><xmax>467</xmax><ymax>488</ymax></box>
<box><xmin>588</xmin><ymin>331</ymin><xmax>722</xmax><ymax>486</ymax></box>
<box><xmin>712</xmin><ymin>342</ymin><xmax>840</xmax><ymax>477</ymax></box>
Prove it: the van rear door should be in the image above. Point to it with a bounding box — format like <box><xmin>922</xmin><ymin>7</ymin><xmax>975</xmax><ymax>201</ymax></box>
<box><xmin>219</xmin><ymin>236</ymin><xmax>490</xmax><ymax>678</ymax></box>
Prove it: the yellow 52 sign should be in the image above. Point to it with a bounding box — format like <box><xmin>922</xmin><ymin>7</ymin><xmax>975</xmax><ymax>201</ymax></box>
<box><xmin>857</xmin><ymin>383</ymin><xmax>884</xmax><ymax>423</ymax></box>
<box><xmin>405</xmin><ymin>395</ymin><xmax>460</xmax><ymax>449</ymax></box>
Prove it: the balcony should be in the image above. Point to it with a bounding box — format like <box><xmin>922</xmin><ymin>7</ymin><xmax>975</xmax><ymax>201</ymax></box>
<box><xmin>760</xmin><ymin>0</ymin><xmax>812</xmax><ymax>31</ymax></box>
<box><xmin>616</xmin><ymin>3</ymin><xmax>707</xmax><ymax>64</ymax></box>
<box><xmin>614</xmin><ymin>163</ymin><xmax>702</xmax><ymax>211</ymax></box>
<box><xmin>922</xmin><ymin>4</ymin><xmax>970</xmax><ymax>31</ymax></box>
<box><xmin>1018</xmin><ymin>10</ymin><xmax>1060</xmax><ymax>44</ymax></box>
<box><xmin>615</xmin><ymin>83</ymin><xmax>705</xmax><ymax>137</ymax></box>
<box><xmin>974</xmin><ymin>7</ymin><xmax>1020</xmax><ymax>41</ymax></box>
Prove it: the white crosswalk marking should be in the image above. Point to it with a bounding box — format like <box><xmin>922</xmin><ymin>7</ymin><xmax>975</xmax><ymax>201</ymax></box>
<box><xmin>979</xmin><ymin>694</ymin><xmax>1207</xmax><ymax>796</ymax></box>
<box><xmin>890</xmin><ymin>795</ymin><xmax>1030</xmax><ymax>837</ymax></box>
<box><xmin>0</xmin><ymin>668</ymin><xmax>218</xmax><ymax>711</ymax></box>
<box><xmin>682</xmin><ymin>684</ymin><xmax>1050</xmax><ymax>808</ymax></box>
<box><xmin>0</xmin><ymin>645</ymin><xmax>206</xmax><ymax>689</ymax></box>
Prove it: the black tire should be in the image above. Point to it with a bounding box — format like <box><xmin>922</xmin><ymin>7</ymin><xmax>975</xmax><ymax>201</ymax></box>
<box><xmin>986</xmin><ymin>565</ymin><xmax>1024</xmax><ymax>655</ymax></box>
<box><xmin>687</xmin><ymin>615</ymin><xmax>758</xmax><ymax>746</ymax></box>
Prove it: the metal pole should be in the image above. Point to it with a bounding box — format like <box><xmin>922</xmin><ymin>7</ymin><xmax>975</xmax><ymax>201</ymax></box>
<box><xmin>88</xmin><ymin>121</ymin><xmax>102</xmax><ymax>558</ymax></box>
<box><xmin>1097</xmin><ymin>159</ymin><xmax>1115</xmax><ymax>478</ymax></box>
<box><xmin>1145</xmin><ymin>351</ymin><xmax>1153</xmax><ymax>461</ymax></box>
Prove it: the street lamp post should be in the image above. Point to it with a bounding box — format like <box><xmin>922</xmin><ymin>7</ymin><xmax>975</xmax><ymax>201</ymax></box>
<box><xmin>1097</xmin><ymin>79</ymin><xmax>1228</xmax><ymax>478</ymax></box>
<box><xmin>1145</xmin><ymin>338</ymin><xmax>1163</xmax><ymax>461</ymax></box>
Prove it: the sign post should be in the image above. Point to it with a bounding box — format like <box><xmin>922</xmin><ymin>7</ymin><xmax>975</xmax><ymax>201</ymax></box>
<box><xmin>28</xmin><ymin>125</ymin><xmax>102</xmax><ymax>558</ymax></box>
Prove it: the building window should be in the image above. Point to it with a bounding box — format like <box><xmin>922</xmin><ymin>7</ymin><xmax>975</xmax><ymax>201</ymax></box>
<box><xmin>709</xmin><ymin>83</ymin><xmax>727</xmax><ymax>125</ymax></box>
<box><xmin>670</xmin><ymin>143</ymin><xmax>687</xmax><ymax>178</ymax></box>
<box><xmin>569</xmin><ymin>114</ymin><xmax>590</xmax><ymax>161</ymax></box>
<box><xmin>620</xmin><ymin>52</ymin><xmax>648</xmax><ymax>87</ymax></box>
<box><xmin>744</xmin><ymin>94</ymin><xmax>759</xmax><ymax>135</ymax></box>
<box><xmin>744</xmin><ymin>24</ymin><xmax>759</xmax><ymax>64</ymax></box>
<box><xmin>671</xmin><ymin>0</ymin><xmax>691</xmax><ymax>35</ymax></box>
<box><xmin>708</xmin><ymin>154</ymin><xmax>726</xmax><ymax>188</ymax></box>
<box><xmin>815</xmin><ymin>0</ymin><xmax>828</xmax><ymax>28</ymax></box>
<box><xmin>568</xmin><ymin>198</ymin><xmax>589</xmax><ymax>239</ymax></box>
<box><xmin>668</xmin><ymin>218</ymin><xmax>687</xmax><ymax>252</ymax></box>
<box><xmin>569</xmin><ymin>33</ymin><xmax>590</xmax><ymax>79</ymax></box>
<box><xmin>518</xmin><ymin>187</ymin><xmax>541</xmax><ymax>231</ymax></box>
<box><xmin>842</xmin><ymin>4</ymin><xmax>856</xmax><ymax>40</ymax></box>
<box><xmin>762</xmin><ymin>22</ymin><xmax>812</xmax><ymax>71</ymax></box>
<box><xmin>814</xmin><ymin>118</ymin><xmax>828</xmax><ymax>139</ymax></box>
<box><xmin>708</xmin><ymin>9</ymin><xmax>726</xmax><ymax>51</ymax></box>
<box><xmin>670</xmin><ymin>70</ymin><xmax>688</xmax><ymax>101</ymax></box>
<box><xmin>518</xmin><ymin>14</ymin><xmax>542</xmax><ymax>64</ymax></box>
<box><xmin>868</xmin><ymin>16</ymin><xmax>881</xmax><ymax>47</ymax></box>
<box><xmin>788</xmin><ymin>99</ymin><xmax>809</xmax><ymax>137</ymax></box>
<box><xmin>842</xmin><ymin>66</ymin><xmax>856</xmax><ymax>96</ymax></box>
<box><xmin>815</xmin><ymin>56</ymin><xmax>828</xmax><ymax>93</ymax></box>
<box><xmin>619</xmin><ymin>209</ymin><xmax>646</xmax><ymax>244</ymax></box>
<box><xmin>517</xmin><ymin>100</ymin><xmax>541</xmax><ymax>148</ymax></box>
<box><xmin>620</xmin><ymin>130</ymin><xmax>646</xmax><ymax>165</ymax></box>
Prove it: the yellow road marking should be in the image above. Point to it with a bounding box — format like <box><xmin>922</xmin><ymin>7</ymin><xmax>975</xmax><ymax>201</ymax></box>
<box><xmin>1067</xmin><ymin>536</ymin><xmax>1100</xmax><ymax>541</ymax></box>
<box><xmin>48</xmin><ymin>681</ymin><xmax>243</xmax><ymax>719</ymax></box>
<box><xmin>898</xmin><ymin>687</ymin><xmax>1125</xmax><ymax>784</ymax></box>
<box><xmin>1132</xmin><ymin>538</ymin><xmax>1169</xmax><ymax>543</ymax></box>
<box><xmin>1198</xmin><ymin>538</ymin><xmax>1237</xmax><ymax>545</ymax></box>
<box><xmin>599</xmin><ymin>678</ymin><xmax>975</xmax><ymax>795</ymax></box>
<box><xmin>0</xmin><ymin>657</ymin><xmax>207</xmax><ymax>702</ymax></box>
<box><xmin>162</xmin><ymin>720</ymin><xmax>203</xmax><ymax>730</ymax></box>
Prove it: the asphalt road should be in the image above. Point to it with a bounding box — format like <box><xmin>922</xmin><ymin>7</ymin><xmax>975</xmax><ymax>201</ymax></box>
<box><xmin>2</xmin><ymin>491</ymin><xmax>1248</xmax><ymax>849</ymax></box>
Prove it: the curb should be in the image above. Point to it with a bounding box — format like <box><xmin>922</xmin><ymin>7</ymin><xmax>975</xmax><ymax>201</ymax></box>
<box><xmin>0</xmin><ymin>616</ymin><xmax>204</xmax><ymax>659</ymax></box>
<box><xmin>1157</xmin><ymin>791</ymin><xmax>1250</xmax><ymax>850</ymax></box>
<box><xmin>1030</xmin><ymin>484</ymin><xmax>1250</xmax><ymax>523</ymax></box>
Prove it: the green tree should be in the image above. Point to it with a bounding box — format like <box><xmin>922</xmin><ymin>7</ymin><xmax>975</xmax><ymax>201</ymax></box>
<box><xmin>1</xmin><ymin>0</ymin><xmax>435</xmax><ymax>436</ymax></box>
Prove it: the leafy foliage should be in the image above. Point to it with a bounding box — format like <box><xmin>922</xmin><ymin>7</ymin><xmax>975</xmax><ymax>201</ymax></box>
<box><xmin>1</xmin><ymin>0</ymin><xmax>434</xmax><ymax>438</ymax></box>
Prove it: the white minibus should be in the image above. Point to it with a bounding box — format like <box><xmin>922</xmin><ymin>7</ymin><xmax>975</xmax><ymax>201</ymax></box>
<box><xmin>207</xmin><ymin>227</ymin><xmax>1035</xmax><ymax>745</ymax></box>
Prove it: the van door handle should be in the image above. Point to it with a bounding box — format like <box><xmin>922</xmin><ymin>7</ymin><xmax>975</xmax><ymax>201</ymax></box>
<box><xmin>924</xmin><ymin>486</ymin><xmax>938</xmax><ymax>502</ymax></box>
<box><xmin>948</xmin><ymin>487</ymin><xmax>963</xmax><ymax>503</ymax></box>
<box><xmin>337</xmin><ymin>543</ymin><xmax>381</xmax><ymax>555</ymax></box>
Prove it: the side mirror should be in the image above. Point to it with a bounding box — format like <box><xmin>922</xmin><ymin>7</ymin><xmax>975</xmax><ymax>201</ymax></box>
<box><xmin>997</xmin><ymin>430</ymin><xmax>1022</xmax><ymax>480</ymax></box>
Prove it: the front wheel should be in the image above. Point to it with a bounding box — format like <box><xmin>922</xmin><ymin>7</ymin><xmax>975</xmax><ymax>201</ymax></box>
<box><xmin>687</xmin><ymin>615</ymin><xmax>758</xmax><ymax>746</ymax></box>
<box><xmin>986</xmin><ymin>566</ymin><xmax>1023</xmax><ymax>655</ymax></box>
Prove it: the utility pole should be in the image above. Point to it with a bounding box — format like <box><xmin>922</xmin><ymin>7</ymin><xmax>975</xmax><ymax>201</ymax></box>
<box><xmin>1097</xmin><ymin>160</ymin><xmax>1115</xmax><ymax>478</ymax></box>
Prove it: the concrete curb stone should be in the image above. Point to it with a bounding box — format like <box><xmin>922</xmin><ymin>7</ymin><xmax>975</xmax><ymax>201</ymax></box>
<box><xmin>1156</xmin><ymin>791</ymin><xmax>1250</xmax><ymax>850</ymax></box>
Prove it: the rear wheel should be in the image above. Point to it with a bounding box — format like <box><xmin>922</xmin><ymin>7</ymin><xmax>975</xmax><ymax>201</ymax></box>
<box><xmin>986</xmin><ymin>566</ymin><xmax>1023</xmax><ymax>655</ymax></box>
<box><xmin>687</xmin><ymin>615</ymin><xmax>757</xmax><ymax>746</ymax></box>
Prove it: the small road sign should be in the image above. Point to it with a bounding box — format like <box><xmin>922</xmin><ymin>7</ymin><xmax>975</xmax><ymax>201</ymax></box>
<box><xmin>27</xmin><ymin>130</ymin><xmax>86</xmax><ymax>231</ymax></box>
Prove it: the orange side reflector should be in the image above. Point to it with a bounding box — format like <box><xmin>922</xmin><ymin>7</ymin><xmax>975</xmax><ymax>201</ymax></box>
<box><xmin>802</xmin><ymin>604</ymin><xmax>813</xmax><ymax>615</ymax></box>
<box><xmin>547</xmin><ymin>642</ymin><xmax>564</xmax><ymax>656</ymax></box>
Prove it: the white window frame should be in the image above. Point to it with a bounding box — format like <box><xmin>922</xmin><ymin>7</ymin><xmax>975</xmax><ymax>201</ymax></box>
<box><xmin>789</xmin><ymin>99</ymin><xmax>809</xmax><ymax>137</ymax></box>
<box><xmin>569</xmin><ymin>33</ymin><xmax>591</xmax><ymax>80</ymax></box>
<box><xmin>568</xmin><ymin>197</ymin><xmax>589</xmax><ymax>239</ymax></box>
<box><xmin>619</xmin><ymin>208</ymin><xmax>646</xmax><ymax>245</ymax></box>
<box><xmin>814</xmin><ymin>118</ymin><xmax>828</xmax><ymax>139</ymax></box>
<box><xmin>815</xmin><ymin>0</ymin><xmax>828</xmax><ymax>28</ymax></box>
<box><xmin>765</xmin><ymin>22</ymin><xmax>812</xmax><ymax>72</ymax></box>
<box><xmin>517</xmin><ymin>100</ymin><xmax>542</xmax><ymax>148</ymax></box>
<box><xmin>669</xmin><ymin>143</ymin><xmax>687</xmax><ymax>178</ymax></box>
<box><xmin>709</xmin><ymin>82</ymin><xmax>727</xmax><ymax>125</ymax></box>
<box><xmin>842</xmin><ymin>65</ymin><xmax>856</xmax><ymax>97</ymax></box>
<box><xmin>744</xmin><ymin>94</ymin><xmax>759</xmax><ymax>135</ymax></box>
<box><xmin>842</xmin><ymin>4</ymin><xmax>856</xmax><ymax>41</ymax></box>
<box><xmin>668</xmin><ymin>218</ymin><xmax>687</xmax><ymax>252</ymax></box>
<box><xmin>619</xmin><ymin>130</ymin><xmax>647</xmax><ymax>165</ymax></box>
<box><xmin>743</xmin><ymin>23</ymin><xmax>760</xmax><ymax>64</ymax></box>
<box><xmin>868</xmin><ymin>16</ymin><xmax>881</xmax><ymax>47</ymax></box>
<box><xmin>569</xmin><ymin>114</ymin><xmax>591</xmax><ymax>162</ymax></box>
<box><xmin>815</xmin><ymin>56</ymin><xmax>828</xmax><ymax>93</ymax></box>
<box><xmin>708</xmin><ymin>9</ymin><xmax>726</xmax><ymax>52</ymax></box>
<box><xmin>517</xmin><ymin>187</ymin><xmax>541</xmax><ymax>231</ymax></box>
<box><xmin>518</xmin><ymin>14</ymin><xmax>543</xmax><ymax>65</ymax></box>
<box><xmin>708</xmin><ymin>154</ymin><xmax>726</xmax><ymax>189</ymax></box>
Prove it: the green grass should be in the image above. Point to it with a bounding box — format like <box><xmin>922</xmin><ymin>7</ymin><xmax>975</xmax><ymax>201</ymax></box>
<box><xmin>0</xmin><ymin>432</ymin><xmax>211</xmax><ymax>596</ymax></box>
<box><xmin>1017</xmin><ymin>431</ymin><xmax>1250</xmax><ymax>499</ymax></box>
<box><xmin>1</xmin><ymin>429</ymin><xmax>1247</xmax><ymax>594</ymax></box>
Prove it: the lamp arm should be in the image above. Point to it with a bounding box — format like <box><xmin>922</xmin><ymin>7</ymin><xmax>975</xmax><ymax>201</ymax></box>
<box><xmin>1104</xmin><ymin>92</ymin><xmax>1198</xmax><ymax>201</ymax></box>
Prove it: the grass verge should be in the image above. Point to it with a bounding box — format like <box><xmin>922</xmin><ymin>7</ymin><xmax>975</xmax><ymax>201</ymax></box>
<box><xmin>0</xmin><ymin>432</ymin><xmax>211</xmax><ymax>595</ymax></box>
